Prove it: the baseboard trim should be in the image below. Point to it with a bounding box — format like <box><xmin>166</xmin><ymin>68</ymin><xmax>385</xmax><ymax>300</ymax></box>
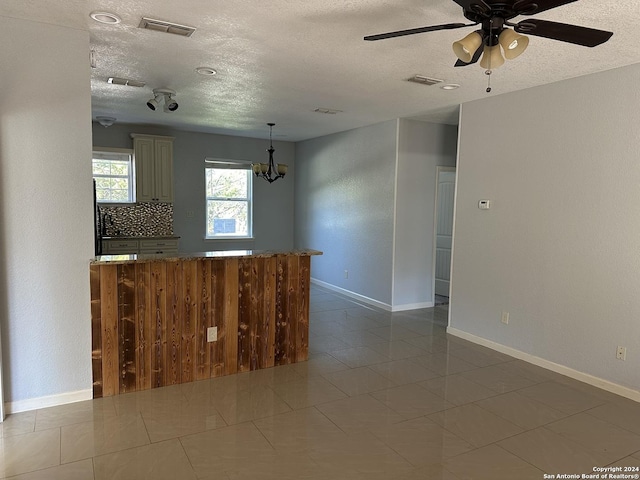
<box><xmin>311</xmin><ymin>278</ymin><xmax>392</xmax><ymax>311</ymax></box>
<box><xmin>392</xmin><ymin>301</ymin><xmax>435</xmax><ymax>312</ymax></box>
<box><xmin>447</xmin><ymin>327</ymin><xmax>640</xmax><ymax>403</ymax></box>
<box><xmin>5</xmin><ymin>389</ymin><xmax>93</xmax><ymax>415</ymax></box>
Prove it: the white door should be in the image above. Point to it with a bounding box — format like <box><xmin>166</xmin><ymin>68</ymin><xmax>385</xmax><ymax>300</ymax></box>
<box><xmin>434</xmin><ymin>168</ymin><xmax>456</xmax><ymax>297</ymax></box>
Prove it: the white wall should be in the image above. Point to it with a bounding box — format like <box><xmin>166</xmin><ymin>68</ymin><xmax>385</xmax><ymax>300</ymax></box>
<box><xmin>393</xmin><ymin>119</ymin><xmax>457</xmax><ymax>309</ymax></box>
<box><xmin>295</xmin><ymin>121</ymin><xmax>397</xmax><ymax>306</ymax></box>
<box><xmin>92</xmin><ymin>124</ymin><xmax>295</xmax><ymax>252</ymax></box>
<box><xmin>451</xmin><ymin>63</ymin><xmax>640</xmax><ymax>394</ymax></box>
<box><xmin>0</xmin><ymin>18</ymin><xmax>93</xmax><ymax>406</ymax></box>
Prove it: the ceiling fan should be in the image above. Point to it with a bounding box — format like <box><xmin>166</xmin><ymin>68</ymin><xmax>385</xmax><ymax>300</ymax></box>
<box><xmin>364</xmin><ymin>0</ymin><xmax>613</xmax><ymax>75</ymax></box>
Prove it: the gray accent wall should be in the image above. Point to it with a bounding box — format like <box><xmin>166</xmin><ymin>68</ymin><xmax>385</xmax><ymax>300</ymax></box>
<box><xmin>294</xmin><ymin>120</ymin><xmax>398</xmax><ymax>306</ymax></box>
<box><xmin>0</xmin><ymin>18</ymin><xmax>93</xmax><ymax>404</ymax></box>
<box><xmin>92</xmin><ymin>124</ymin><xmax>295</xmax><ymax>252</ymax></box>
<box><xmin>294</xmin><ymin>119</ymin><xmax>458</xmax><ymax>309</ymax></box>
<box><xmin>451</xmin><ymin>62</ymin><xmax>640</xmax><ymax>393</ymax></box>
<box><xmin>394</xmin><ymin>119</ymin><xmax>458</xmax><ymax>308</ymax></box>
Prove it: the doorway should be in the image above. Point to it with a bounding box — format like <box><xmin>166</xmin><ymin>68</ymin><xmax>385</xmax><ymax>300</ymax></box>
<box><xmin>433</xmin><ymin>167</ymin><xmax>456</xmax><ymax>305</ymax></box>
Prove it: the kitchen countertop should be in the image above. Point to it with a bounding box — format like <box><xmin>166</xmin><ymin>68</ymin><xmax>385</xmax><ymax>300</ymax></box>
<box><xmin>91</xmin><ymin>249</ymin><xmax>322</xmax><ymax>265</ymax></box>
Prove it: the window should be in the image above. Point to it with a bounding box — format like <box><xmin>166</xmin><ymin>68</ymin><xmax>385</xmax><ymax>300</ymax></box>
<box><xmin>92</xmin><ymin>149</ymin><xmax>134</xmax><ymax>203</ymax></box>
<box><xmin>205</xmin><ymin>163</ymin><xmax>253</xmax><ymax>239</ymax></box>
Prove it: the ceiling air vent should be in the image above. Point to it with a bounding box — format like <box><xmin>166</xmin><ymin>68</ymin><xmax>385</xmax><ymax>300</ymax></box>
<box><xmin>138</xmin><ymin>17</ymin><xmax>196</xmax><ymax>37</ymax></box>
<box><xmin>407</xmin><ymin>75</ymin><xmax>443</xmax><ymax>86</ymax></box>
<box><xmin>314</xmin><ymin>108</ymin><xmax>343</xmax><ymax>115</ymax></box>
<box><xmin>108</xmin><ymin>77</ymin><xmax>146</xmax><ymax>88</ymax></box>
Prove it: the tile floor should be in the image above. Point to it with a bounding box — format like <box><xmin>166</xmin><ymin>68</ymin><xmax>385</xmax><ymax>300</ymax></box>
<box><xmin>1</xmin><ymin>286</ymin><xmax>640</xmax><ymax>479</ymax></box>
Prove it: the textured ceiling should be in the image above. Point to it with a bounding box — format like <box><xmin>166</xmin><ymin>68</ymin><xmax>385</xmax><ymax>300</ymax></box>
<box><xmin>4</xmin><ymin>0</ymin><xmax>640</xmax><ymax>141</ymax></box>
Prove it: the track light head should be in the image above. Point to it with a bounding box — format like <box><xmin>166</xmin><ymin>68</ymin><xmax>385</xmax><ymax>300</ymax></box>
<box><xmin>164</xmin><ymin>94</ymin><xmax>179</xmax><ymax>112</ymax></box>
<box><xmin>148</xmin><ymin>88</ymin><xmax>178</xmax><ymax>113</ymax></box>
<box><xmin>146</xmin><ymin>96</ymin><xmax>160</xmax><ymax>111</ymax></box>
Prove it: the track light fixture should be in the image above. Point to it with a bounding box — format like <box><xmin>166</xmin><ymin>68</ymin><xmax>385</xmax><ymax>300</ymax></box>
<box><xmin>252</xmin><ymin>123</ymin><xmax>288</xmax><ymax>184</ymax></box>
<box><xmin>146</xmin><ymin>88</ymin><xmax>179</xmax><ymax>113</ymax></box>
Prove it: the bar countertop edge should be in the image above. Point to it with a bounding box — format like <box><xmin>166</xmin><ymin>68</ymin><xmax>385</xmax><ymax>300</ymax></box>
<box><xmin>91</xmin><ymin>249</ymin><xmax>323</xmax><ymax>265</ymax></box>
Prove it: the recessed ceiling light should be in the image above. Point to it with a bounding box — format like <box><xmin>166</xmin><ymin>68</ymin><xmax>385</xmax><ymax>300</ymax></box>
<box><xmin>441</xmin><ymin>84</ymin><xmax>460</xmax><ymax>90</ymax></box>
<box><xmin>90</xmin><ymin>11</ymin><xmax>122</xmax><ymax>24</ymax></box>
<box><xmin>195</xmin><ymin>67</ymin><xmax>217</xmax><ymax>76</ymax></box>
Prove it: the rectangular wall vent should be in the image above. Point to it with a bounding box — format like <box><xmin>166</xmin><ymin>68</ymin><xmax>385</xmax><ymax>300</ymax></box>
<box><xmin>314</xmin><ymin>108</ymin><xmax>343</xmax><ymax>115</ymax></box>
<box><xmin>138</xmin><ymin>17</ymin><xmax>197</xmax><ymax>37</ymax></box>
<box><xmin>108</xmin><ymin>77</ymin><xmax>146</xmax><ymax>88</ymax></box>
<box><xmin>407</xmin><ymin>75</ymin><xmax>443</xmax><ymax>86</ymax></box>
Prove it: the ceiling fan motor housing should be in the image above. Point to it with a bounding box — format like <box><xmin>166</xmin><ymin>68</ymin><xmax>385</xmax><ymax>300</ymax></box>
<box><xmin>462</xmin><ymin>1</ymin><xmax>540</xmax><ymax>24</ymax></box>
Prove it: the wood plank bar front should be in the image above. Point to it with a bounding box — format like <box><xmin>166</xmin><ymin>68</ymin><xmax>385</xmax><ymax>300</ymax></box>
<box><xmin>89</xmin><ymin>251</ymin><xmax>320</xmax><ymax>397</ymax></box>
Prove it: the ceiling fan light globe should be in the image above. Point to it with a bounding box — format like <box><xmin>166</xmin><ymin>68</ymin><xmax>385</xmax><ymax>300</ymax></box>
<box><xmin>499</xmin><ymin>29</ymin><xmax>529</xmax><ymax>60</ymax></box>
<box><xmin>479</xmin><ymin>45</ymin><xmax>505</xmax><ymax>69</ymax></box>
<box><xmin>452</xmin><ymin>31</ymin><xmax>483</xmax><ymax>63</ymax></box>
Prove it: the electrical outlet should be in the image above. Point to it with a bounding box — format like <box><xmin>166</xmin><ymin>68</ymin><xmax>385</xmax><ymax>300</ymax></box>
<box><xmin>501</xmin><ymin>311</ymin><xmax>509</xmax><ymax>325</ymax></box>
<box><xmin>186</xmin><ymin>210</ymin><xmax>195</xmax><ymax>218</ymax></box>
<box><xmin>344</xmin><ymin>270</ymin><xmax>349</xmax><ymax>279</ymax></box>
<box><xmin>616</xmin><ymin>346</ymin><xmax>627</xmax><ymax>361</ymax></box>
<box><xmin>207</xmin><ymin>326</ymin><xmax>218</xmax><ymax>342</ymax></box>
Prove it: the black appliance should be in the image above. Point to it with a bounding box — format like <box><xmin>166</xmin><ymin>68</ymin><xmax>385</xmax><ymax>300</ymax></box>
<box><xmin>93</xmin><ymin>180</ymin><xmax>103</xmax><ymax>256</ymax></box>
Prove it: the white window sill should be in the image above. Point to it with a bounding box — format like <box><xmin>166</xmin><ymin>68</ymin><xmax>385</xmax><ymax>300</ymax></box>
<box><xmin>204</xmin><ymin>237</ymin><xmax>255</xmax><ymax>242</ymax></box>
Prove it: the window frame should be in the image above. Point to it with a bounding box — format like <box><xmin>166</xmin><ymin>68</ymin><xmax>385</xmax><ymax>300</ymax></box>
<box><xmin>92</xmin><ymin>147</ymin><xmax>135</xmax><ymax>204</ymax></box>
<box><xmin>204</xmin><ymin>159</ymin><xmax>254</xmax><ymax>240</ymax></box>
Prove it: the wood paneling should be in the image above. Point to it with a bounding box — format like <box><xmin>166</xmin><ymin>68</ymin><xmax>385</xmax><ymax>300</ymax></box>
<box><xmin>135</xmin><ymin>263</ymin><xmax>151</xmax><ymax>392</ymax></box>
<box><xmin>90</xmin><ymin>254</ymin><xmax>312</xmax><ymax>397</ymax></box>
<box><xmin>181</xmin><ymin>261</ymin><xmax>197</xmax><ymax>384</ymax></box>
<box><xmin>118</xmin><ymin>263</ymin><xmax>136</xmax><ymax>394</ymax></box>
<box><xmin>150</xmin><ymin>261</ymin><xmax>167</xmax><ymax>389</ymax></box>
<box><xmin>90</xmin><ymin>265</ymin><xmax>103</xmax><ymax>398</ymax></box>
<box><xmin>100</xmin><ymin>265</ymin><xmax>118</xmax><ymax>397</ymax></box>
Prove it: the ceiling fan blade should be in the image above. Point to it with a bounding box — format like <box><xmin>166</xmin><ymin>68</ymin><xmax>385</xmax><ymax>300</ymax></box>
<box><xmin>364</xmin><ymin>22</ymin><xmax>474</xmax><ymax>41</ymax></box>
<box><xmin>515</xmin><ymin>19</ymin><xmax>613</xmax><ymax>47</ymax></box>
<box><xmin>454</xmin><ymin>42</ymin><xmax>484</xmax><ymax>67</ymax></box>
<box><xmin>513</xmin><ymin>0</ymin><xmax>578</xmax><ymax>15</ymax></box>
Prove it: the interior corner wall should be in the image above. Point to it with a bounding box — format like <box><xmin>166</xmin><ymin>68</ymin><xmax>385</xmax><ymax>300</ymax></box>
<box><xmin>91</xmin><ymin>124</ymin><xmax>295</xmax><ymax>252</ymax></box>
<box><xmin>393</xmin><ymin>119</ymin><xmax>457</xmax><ymax>310</ymax></box>
<box><xmin>451</xmin><ymin>63</ymin><xmax>640</xmax><ymax>392</ymax></box>
<box><xmin>0</xmin><ymin>18</ymin><xmax>93</xmax><ymax>404</ymax></box>
<box><xmin>294</xmin><ymin>121</ymin><xmax>397</xmax><ymax>307</ymax></box>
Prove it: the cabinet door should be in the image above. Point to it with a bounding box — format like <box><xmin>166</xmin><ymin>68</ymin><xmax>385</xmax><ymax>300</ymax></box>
<box><xmin>134</xmin><ymin>137</ymin><xmax>156</xmax><ymax>202</ymax></box>
<box><xmin>139</xmin><ymin>239</ymin><xmax>179</xmax><ymax>254</ymax></box>
<box><xmin>103</xmin><ymin>239</ymin><xmax>139</xmax><ymax>254</ymax></box>
<box><xmin>154</xmin><ymin>139</ymin><xmax>174</xmax><ymax>203</ymax></box>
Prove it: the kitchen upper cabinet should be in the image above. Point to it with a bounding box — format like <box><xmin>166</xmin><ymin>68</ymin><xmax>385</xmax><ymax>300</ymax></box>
<box><xmin>131</xmin><ymin>134</ymin><xmax>175</xmax><ymax>203</ymax></box>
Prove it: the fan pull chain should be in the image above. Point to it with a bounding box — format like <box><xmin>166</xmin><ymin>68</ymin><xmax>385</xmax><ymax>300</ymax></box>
<box><xmin>485</xmin><ymin>18</ymin><xmax>494</xmax><ymax>93</ymax></box>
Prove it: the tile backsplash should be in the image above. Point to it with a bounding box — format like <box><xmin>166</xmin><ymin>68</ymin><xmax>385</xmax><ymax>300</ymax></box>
<box><xmin>99</xmin><ymin>202</ymin><xmax>173</xmax><ymax>237</ymax></box>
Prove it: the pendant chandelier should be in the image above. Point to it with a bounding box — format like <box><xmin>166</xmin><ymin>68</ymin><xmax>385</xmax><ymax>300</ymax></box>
<box><xmin>252</xmin><ymin>123</ymin><xmax>287</xmax><ymax>183</ymax></box>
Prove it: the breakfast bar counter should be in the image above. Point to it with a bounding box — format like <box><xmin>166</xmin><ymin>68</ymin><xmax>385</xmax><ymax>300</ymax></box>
<box><xmin>90</xmin><ymin>249</ymin><xmax>321</xmax><ymax>398</ymax></box>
